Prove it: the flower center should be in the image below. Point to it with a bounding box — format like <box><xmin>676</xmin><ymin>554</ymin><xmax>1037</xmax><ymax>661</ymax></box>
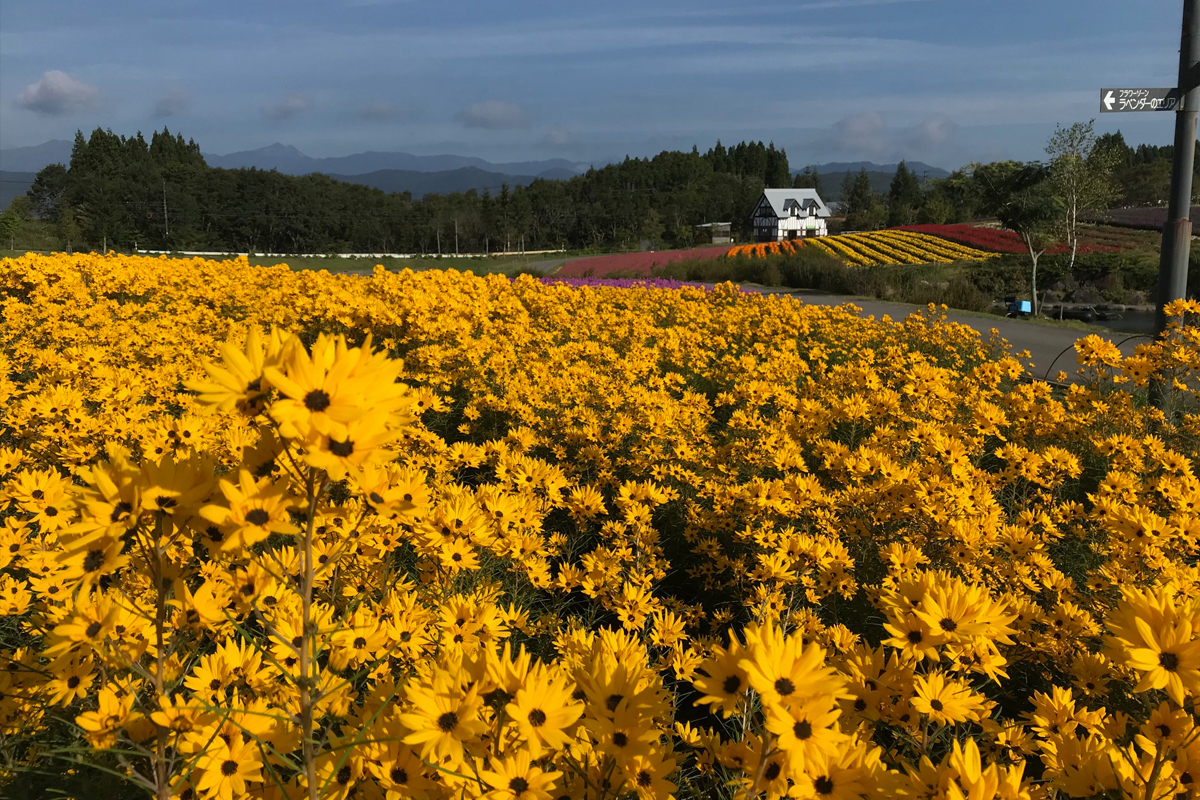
<box><xmin>304</xmin><ymin>389</ymin><xmax>331</xmax><ymax>412</ymax></box>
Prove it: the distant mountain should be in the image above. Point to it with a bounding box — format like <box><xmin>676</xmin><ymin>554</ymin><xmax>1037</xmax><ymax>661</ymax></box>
<box><xmin>801</xmin><ymin>161</ymin><xmax>951</xmax><ymax>178</ymax></box>
<box><xmin>328</xmin><ymin>166</ymin><xmax>555</xmax><ymax>199</ymax></box>
<box><xmin>201</xmin><ymin>143</ymin><xmax>587</xmax><ymax>179</ymax></box>
<box><xmin>0</xmin><ymin>140</ymin><xmax>72</xmax><ymax>172</ymax></box>
<box><xmin>1</xmin><ymin>171</ymin><xmax>37</xmax><ymax>210</ymax></box>
<box><xmin>0</xmin><ymin>139</ymin><xmax>590</xmax><ymax>182</ymax></box>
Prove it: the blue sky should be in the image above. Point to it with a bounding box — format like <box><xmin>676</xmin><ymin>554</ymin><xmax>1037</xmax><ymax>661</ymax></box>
<box><xmin>0</xmin><ymin>0</ymin><xmax>1189</xmax><ymax>170</ymax></box>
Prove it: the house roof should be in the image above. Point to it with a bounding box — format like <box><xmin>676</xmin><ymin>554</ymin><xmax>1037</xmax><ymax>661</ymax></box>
<box><xmin>758</xmin><ymin>189</ymin><xmax>832</xmax><ymax>219</ymax></box>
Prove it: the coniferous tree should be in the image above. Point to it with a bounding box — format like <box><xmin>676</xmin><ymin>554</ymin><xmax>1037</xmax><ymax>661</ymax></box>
<box><xmin>792</xmin><ymin>167</ymin><xmax>823</xmax><ymax>194</ymax></box>
<box><xmin>887</xmin><ymin>161</ymin><xmax>922</xmax><ymax>226</ymax></box>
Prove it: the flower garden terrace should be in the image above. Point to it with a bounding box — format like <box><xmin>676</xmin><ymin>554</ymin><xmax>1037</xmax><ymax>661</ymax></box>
<box><xmin>0</xmin><ymin>251</ymin><xmax>1199</xmax><ymax>800</ymax></box>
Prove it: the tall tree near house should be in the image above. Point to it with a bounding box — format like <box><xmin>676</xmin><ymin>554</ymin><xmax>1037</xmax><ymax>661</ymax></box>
<box><xmin>792</xmin><ymin>166</ymin><xmax>823</xmax><ymax>194</ymax></box>
<box><xmin>975</xmin><ymin>161</ymin><xmax>1060</xmax><ymax>315</ymax></box>
<box><xmin>1045</xmin><ymin>120</ymin><xmax>1119</xmax><ymax>272</ymax></box>
<box><xmin>842</xmin><ymin>169</ymin><xmax>883</xmax><ymax>231</ymax></box>
<box><xmin>887</xmin><ymin>161</ymin><xmax>922</xmax><ymax>226</ymax></box>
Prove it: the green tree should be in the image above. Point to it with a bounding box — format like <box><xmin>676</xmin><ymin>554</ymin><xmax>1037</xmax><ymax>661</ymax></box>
<box><xmin>916</xmin><ymin>195</ymin><xmax>954</xmax><ymax>224</ymax></box>
<box><xmin>764</xmin><ymin>142</ymin><xmax>791</xmax><ymax>187</ymax></box>
<box><xmin>1045</xmin><ymin>120</ymin><xmax>1119</xmax><ymax>271</ymax></box>
<box><xmin>640</xmin><ymin>208</ymin><xmax>665</xmax><ymax>248</ymax></box>
<box><xmin>975</xmin><ymin>161</ymin><xmax>1060</xmax><ymax>315</ymax></box>
<box><xmin>58</xmin><ymin>206</ymin><xmax>83</xmax><ymax>252</ymax></box>
<box><xmin>887</xmin><ymin>161</ymin><xmax>923</xmax><ymax>226</ymax></box>
<box><xmin>28</xmin><ymin>163</ymin><xmax>69</xmax><ymax>221</ymax></box>
<box><xmin>842</xmin><ymin>169</ymin><xmax>882</xmax><ymax>230</ymax></box>
<box><xmin>0</xmin><ymin>208</ymin><xmax>20</xmax><ymax>250</ymax></box>
<box><xmin>792</xmin><ymin>167</ymin><xmax>823</xmax><ymax>194</ymax></box>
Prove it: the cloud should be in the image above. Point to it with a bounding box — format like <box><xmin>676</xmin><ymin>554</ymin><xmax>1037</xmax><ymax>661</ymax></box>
<box><xmin>152</xmin><ymin>87</ymin><xmax>190</xmax><ymax>118</ymax></box>
<box><xmin>260</xmin><ymin>94</ymin><xmax>313</xmax><ymax>121</ymax></box>
<box><xmin>904</xmin><ymin>116</ymin><xmax>957</xmax><ymax>150</ymax></box>
<box><xmin>455</xmin><ymin>100</ymin><xmax>530</xmax><ymax>130</ymax></box>
<box><xmin>357</xmin><ymin>101</ymin><xmax>416</xmax><ymax>121</ymax></box>
<box><xmin>16</xmin><ymin>70</ymin><xmax>99</xmax><ymax>115</ymax></box>
<box><xmin>816</xmin><ymin>112</ymin><xmax>961</xmax><ymax>161</ymax></box>
<box><xmin>829</xmin><ymin>112</ymin><xmax>888</xmax><ymax>155</ymax></box>
<box><xmin>543</xmin><ymin>127</ymin><xmax>570</xmax><ymax>146</ymax></box>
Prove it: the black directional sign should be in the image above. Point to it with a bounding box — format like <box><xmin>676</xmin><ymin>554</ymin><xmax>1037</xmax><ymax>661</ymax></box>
<box><xmin>1101</xmin><ymin>87</ymin><xmax>1182</xmax><ymax>112</ymax></box>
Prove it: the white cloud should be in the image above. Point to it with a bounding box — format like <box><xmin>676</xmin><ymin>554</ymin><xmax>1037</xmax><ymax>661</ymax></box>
<box><xmin>16</xmin><ymin>70</ymin><xmax>99</xmax><ymax>115</ymax></box>
<box><xmin>830</xmin><ymin>112</ymin><xmax>889</xmax><ymax>155</ymax></box>
<box><xmin>152</xmin><ymin>87</ymin><xmax>190</xmax><ymax>118</ymax></box>
<box><xmin>813</xmin><ymin>112</ymin><xmax>962</xmax><ymax>162</ymax></box>
<box><xmin>260</xmin><ymin>94</ymin><xmax>313</xmax><ymax>121</ymax></box>
<box><xmin>904</xmin><ymin>115</ymin><xmax>957</xmax><ymax>150</ymax></box>
<box><xmin>455</xmin><ymin>101</ymin><xmax>530</xmax><ymax>130</ymax></box>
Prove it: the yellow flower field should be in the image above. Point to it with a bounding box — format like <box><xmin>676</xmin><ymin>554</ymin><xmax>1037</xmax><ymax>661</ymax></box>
<box><xmin>1</xmin><ymin>252</ymin><xmax>1200</xmax><ymax>800</ymax></box>
<box><xmin>728</xmin><ymin>231</ymin><xmax>997</xmax><ymax>266</ymax></box>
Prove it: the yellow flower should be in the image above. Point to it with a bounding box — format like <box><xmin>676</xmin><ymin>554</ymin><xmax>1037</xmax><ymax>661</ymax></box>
<box><xmin>478</xmin><ymin>751</ymin><xmax>562</xmax><ymax>800</ymax></box>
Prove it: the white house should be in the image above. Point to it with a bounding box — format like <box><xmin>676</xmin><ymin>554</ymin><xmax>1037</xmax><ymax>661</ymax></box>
<box><xmin>750</xmin><ymin>189</ymin><xmax>831</xmax><ymax>242</ymax></box>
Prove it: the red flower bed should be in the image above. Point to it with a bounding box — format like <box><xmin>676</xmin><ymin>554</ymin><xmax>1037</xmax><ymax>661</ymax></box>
<box><xmin>897</xmin><ymin>224</ymin><xmax>1119</xmax><ymax>255</ymax></box>
<box><xmin>555</xmin><ymin>246</ymin><xmax>731</xmax><ymax>278</ymax></box>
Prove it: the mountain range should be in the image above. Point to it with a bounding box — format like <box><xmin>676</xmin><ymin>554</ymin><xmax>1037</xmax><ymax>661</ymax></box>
<box><xmin>0</xmin><ymin>140</ymin><xmax>953</xmax><ymax>209</ymax></box>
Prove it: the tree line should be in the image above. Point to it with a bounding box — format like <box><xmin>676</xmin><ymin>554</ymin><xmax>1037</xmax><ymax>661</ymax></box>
<box><xmin>0</xmin><ymin>125</ymin><xmax>1188</xmax><ymax>258</ymax></box>
<box><xmin>3</xmin><ymin>130</ymin><xmax>794</xmax><ymax>254</ymax></box>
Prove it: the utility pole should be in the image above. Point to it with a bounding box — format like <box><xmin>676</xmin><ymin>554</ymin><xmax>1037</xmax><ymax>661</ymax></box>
<box><xmin>1156</xmin><ymin>0</ymin><xmax>1200</xmax><ymax>337</ymax></box>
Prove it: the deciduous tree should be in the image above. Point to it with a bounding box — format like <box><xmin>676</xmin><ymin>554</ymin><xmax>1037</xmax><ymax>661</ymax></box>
<box><xmin>975</xmin><ymin>161</ymin><xmax>1060</xmax><ymax>315</ymax></box>
<box><xmin>1045</xmin><ymin>120</ymin><xmax>1118</xmax><ymax>271</ymax></box>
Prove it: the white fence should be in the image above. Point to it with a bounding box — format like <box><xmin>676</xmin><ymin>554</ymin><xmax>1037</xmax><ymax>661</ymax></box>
<box><xmin>131</xmin><ymin>249</ymin><xmax>565</xmax><ymax>259</ymax></box>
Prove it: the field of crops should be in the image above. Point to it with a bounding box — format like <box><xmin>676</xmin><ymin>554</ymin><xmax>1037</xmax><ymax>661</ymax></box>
<box><xmin>727</xmin><ymin>230</ymin><xmax>996</xmax><ymax>266</ymax></box>
<box><xmin>555</xmin><ymin>246</ymin><xmax>732</xmax><ymax>278</ymax></box>
<box><xmin>898</xmin><ymin>225</ymin><xmax>1122</xmax><ymax>256</ymax></box>
<box><xmin>2</xmin><ymin>252</ymin><xmax>1200</xmax><ymax>800</ymax></box>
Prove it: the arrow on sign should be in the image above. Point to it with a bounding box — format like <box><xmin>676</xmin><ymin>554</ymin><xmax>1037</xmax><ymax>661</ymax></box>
<box><xmin>1103</xmin><ymin>90</ymin><xmax>1115</xmax><ymax>111</ymax></box>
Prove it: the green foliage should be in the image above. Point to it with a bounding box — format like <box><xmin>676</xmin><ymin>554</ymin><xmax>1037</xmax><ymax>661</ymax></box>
<box><xmin>30</xmin><ymin>130</ymin><xmax>792</xmax><ymax>254</ymax></box>
<box><xmin>792</xmin><ymin>166</ymin><xmax>823</xmax><ymax>194</ymax></box>
<box><xmin>842</xmin><ymin>169</ymin><xmax>884</xmax><ymax>231</ymax></box>
<box><xmin>0</xmin><ymin>209</ymin><xmax>20</xmax><ymax>248</ymax></box>
<box><xmin>916</xmin><ymin>195</ymin><xmax>955</xmax><ymax>224</ymax></box>
<box><xmin>887</xmin><ymin>161</ymin><xmax>923</xmax><ymax>226</ymax></box>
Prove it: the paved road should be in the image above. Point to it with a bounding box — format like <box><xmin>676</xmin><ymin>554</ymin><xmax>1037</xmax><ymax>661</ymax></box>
<box><xmin>744</xmin><ymin>286</ymin><xmax>1151</xmax><ymax>383</ymax></box>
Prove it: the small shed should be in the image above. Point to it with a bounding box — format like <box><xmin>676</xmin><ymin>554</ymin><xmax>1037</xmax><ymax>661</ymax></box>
<box><xmin>695</xmin><ymin>222</ymin><xmax>732</xmax><ymax>245</ymax></box>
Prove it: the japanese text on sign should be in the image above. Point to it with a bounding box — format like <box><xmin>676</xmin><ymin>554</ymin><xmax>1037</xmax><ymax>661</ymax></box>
<box><xmin>1114</xmin><ymin>89</ymin><xmax>1177</xmax><ymax>111</ymax></box>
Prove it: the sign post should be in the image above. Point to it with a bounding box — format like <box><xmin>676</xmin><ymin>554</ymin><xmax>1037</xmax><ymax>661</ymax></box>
<box><xmin>1100</xmin><ymin>87</ymin><xmax>1182</xmax><ymax>112</ymax></box>
<box><xmin>1154</xmin><ymin>0</ymin><xmax>1199</xmax><ymax>344</ymax></box>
